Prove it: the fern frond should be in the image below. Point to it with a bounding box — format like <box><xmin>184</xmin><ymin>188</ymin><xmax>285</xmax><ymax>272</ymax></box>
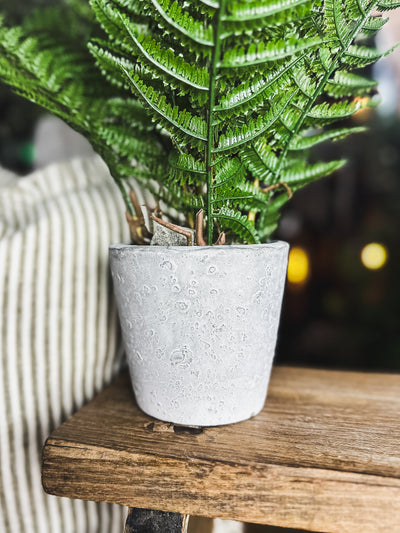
<box><xmin>289</xmin><ymin>126</ymin><xmax>367</xmax><ymax>150</ymax></box>
<box><xmin>324</xmin><ymin>0</ymin><xmax>356</xmax><ymax>46</ymax></box>
<box><xmin>376</xmin><ymin>0</ymin><xmax>400</xmax><ymax>11</ymax></box>
<box><xmin>97</xmin><ymin>123</ymin><xmax>163</xmax><ymax>160</ymax></box>
<box><xmin>326</xmin><ymin>71</ymin><xmax>377</xmax><ymax>98</ymax></box>
<box><xmin>163</xmin><ymin>182</ymin><xmax>205</xmax><ymax>209</ymax></box>
<box><xmin>186</xmin><ymin>0</ymin><xmax>218</xmax><ymax>16</ymax></box>
<box><xmin>105</xmin><ymin>97</ymin><xmax>154</xmax><ymax>130</ymax></box>
<box><xmin>88</xmin><ymin>40</ymin><xmax>136</xmax><ymax>88</ymax></box>
<box><xmin>215</xmin><ymin>89</ymin><xmax>298</xmax><ymax>153</ymax></box>
<box><xmin>304</xmin><ymin>99</ymin><xmax>366</xmax><ymax>123</ymax></box>
<box><xmin>169</xmin><ymin>151</ymin><xmax>207</xmax><ymax>174</ymax></box>
<box><xmin>123</xmin><ymin>70</ymin><xmax>207</xmax><ymax>147</ymax></box>
<box><xmin>239</xmin><ymin>140</ymin><xmax>279</xmax><ymax>183</ymax></box>
<box><xmin>214</xmin><ymin>56</ymin><xmax>303</xmax><ymax>117</ymax></box>
<box><xmin>212</xmin><ymin>182</ymin><xmax>269</xmax><ymax>210</ymax></box>
<box><xmin>168</xmin><ymin>151</ymin><xmax>207</xmax><ymax>185</ymax></box>
<box><xmin>343</xmin><ymin>44</ymin><xmax>386</xmax><ymax>68</ymax></box>
<box><xmin>1</xmin><ymin>0</ymin><xmax>398</xmax><ymax>244</ymax></box>
<box><xmin>89</xmin><ymin>0</ymin><xmax>142</xmax><ymax>53</ymax></box>
<box><xmin>223</xmin><ymin>0</ymin><xmax>313</xmax><ymax>30</ymax></box>
<box><xmin>281</xmin><ymin>159</ymin><xmax>346</xmax><ymax>186</ymax></box>
<box><xmin>213</xmin><ymin>158</ymin><xmax>247</xmax><ymax>189</ymax></box>
<box><xmin>361</xmin><ymin>15</ymin><xmax>388</xmax><ymax>36</ymax></box>
<box><xmin>220</xmin><ymin>36</ymin><xmax>323</xmax><ymax>70</ymax></box>
<box><xmin>213</xmin><ymin>207</ymin><xmax>260</xmax><ymax>244</ymax></box>
<box><xmin>142</xmin><ymin>0</ymin><xmax>214</xmax><ymax>49</ymax></box>
<box><xmin>119</xmin><ymin>14</ymin><xmax>210</xmax><ymax>94</ymax></box>
<box><xmin>257</xmin><ymin>193</ymin><xmax>290</xmax><ymax>239</ymax></box>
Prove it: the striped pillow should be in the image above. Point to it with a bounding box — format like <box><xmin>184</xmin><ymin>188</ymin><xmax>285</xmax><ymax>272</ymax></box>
<box><xmin>0</xmin><ymin>156</ymin><xmax>150</xmax><ymax>533</ymax></box>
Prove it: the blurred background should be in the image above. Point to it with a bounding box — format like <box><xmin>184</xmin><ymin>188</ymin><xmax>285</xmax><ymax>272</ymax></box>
<box><xmin>275</xmin><ymin>16</ymin><xmax>400</xmax><ymax>373</ymax></box>
<box><xmin>0</xmin><ymin>2</ymin><xmax>399</xmax><ymax>532</ymax></box>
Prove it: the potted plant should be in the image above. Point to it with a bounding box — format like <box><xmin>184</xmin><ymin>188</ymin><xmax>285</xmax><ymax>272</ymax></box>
<box><xmin>0</xmin><ymin>0</ymin><xmax>398</xmax><ymax>425</ymax></box>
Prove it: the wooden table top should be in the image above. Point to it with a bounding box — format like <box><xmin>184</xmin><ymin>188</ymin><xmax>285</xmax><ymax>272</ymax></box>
<box><xmin>42</xmin><ymin>366</ymin><xmax>400</xmax><ymax>533</ymax></box>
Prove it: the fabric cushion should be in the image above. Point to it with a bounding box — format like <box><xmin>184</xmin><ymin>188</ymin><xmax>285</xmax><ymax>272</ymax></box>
<box><xmin>0</xmin><ymin>156</ymin><xmax>150</xmax><ymax>533</ymax></box>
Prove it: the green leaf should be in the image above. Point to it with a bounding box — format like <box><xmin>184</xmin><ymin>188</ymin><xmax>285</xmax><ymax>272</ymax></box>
<box><xmin>88</xmin><ymin>40</ymin><xmax>136</xmax><ymax>89</ymax></box>
<box><xmin>163</xmin><ymin>181</ymin><xmax>205</xmax><ymax>209</ymax></box>
<box><xmin>90</xmin><ymin>0</ymin><xmax>140</xmax><ymax>52</ymax></box>
<box><xmin>213</xmin><ymin>207</ymin><xmax>260</xmax><ymax>244</ymax></box>
<box><xmin>214</xmin><ymin>89</ymin><xmax>298</xmax><ymax>153</ymax></box>
<box><xmin>281</xmin><ymin>159</ymin><xmax>346</xmax><ymax>186</ymax></box>
<box><xmin>119</xmin><ymin>14</ymin><xmax>210</xmax><ymax>93</ymax></box>
<box><xmin>323</xmin><ymin>0</ymin><xmax>357</xmax><ymax>46</ymax></box>
<box><xmin>169</xmin><ymin>151</ymin><xmax>206</xmax><ymax>174</ymax></box>
<box><xmin>224</xmin><ymin>0</ymin><xmax>311</xmax><ymax>22</ymax></box>
<box><xmin>326</xmin><ymin>70</ymin><xmax>377</xmax><ymax>98</ymax></box>
<box><xmin>361</xmin><ymin>15</ymin><xmax>388</xmax><ymax>36</ymax></box>
<box><xmin>168</xmin><ymin>151</ymin><xmax>207</xmax><ymax>185</ymax></box>
<box><xmin>239</xmin><ymin>140</ymin><xmax>279</xmax><ymax>182</ymax></box>
<box><xmin>214</xmin><ymin>55</ymin><xmax>303</xmax><ymax>117</ymax></box>
<box><xmin>213</xmin><ymin>157</ymin><xmax>246</xmax><ymax>189</ymax></box>
<box><xmin>376</xmin><ymin>0</ymin><xmax>400</xmax><ymax>11</ymax></box>
<box><xmin>213</xmin><ymin>182</ymin><xmax>269</xmax><ymax>211</ymax></box>
<box><xmin>220</xmin><ymin>36</ymin><xmax>324</xmax><ymax>70</ymax></box>
<box><xmin>223</xmin><ymin>0</ymin><xmax>313</xmax><ymax>30</ymax></box>
<box><xmin>289</xmin><ymin>126</ymin><xmax>367</xmax><ymax>150</ymax></box>
<box><xmin>257</xmin><ymin>193</ymin><xmax>290</xmax><ymax>240</ymax></box>
<box><xmin>304</xmin><ymin>99</ymin><xmax>364</xmax><ymax>123</ymax></box>
<box><xmin>122</xmin><ymin>70</ymin><xmax>207</xmax><ymax>147</ymax></box>
<box><xmin>343</xmin><ymin>45</ymin><xmax>385</xmax><ymax>68</ymax></box>
<box><xmin>143</xmin><ymin>0</ymin><xmax>214</xmax><ymax>49</ymax></box>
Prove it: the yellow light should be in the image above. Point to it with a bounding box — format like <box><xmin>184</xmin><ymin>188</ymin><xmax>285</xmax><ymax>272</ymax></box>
<box><xmin>287</xmin><ymin>246</ymin><xmax>310</xmax><ymax>284</ymax></box>
<box><xmin>352</xmin><ymin>97</ymin><xmax>373</xmax><ymax>123</ymax></box>
<box><xmin>361</xmin><ymin>243</ymin><xmax>388</xmax><ymax>271</ymax></box>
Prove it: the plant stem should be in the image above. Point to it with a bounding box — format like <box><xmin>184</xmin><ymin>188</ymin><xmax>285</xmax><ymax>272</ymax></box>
<box><xmin>206</xmin><ymin>0</ymin><xmax>226</xmax><ymax>245</ymax></box>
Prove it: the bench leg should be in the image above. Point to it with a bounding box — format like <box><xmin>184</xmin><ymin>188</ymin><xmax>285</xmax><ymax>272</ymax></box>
<box><xmin>124</xmin><ymin>508</ymin><xmax>189</xmax><ymax>533</ymax></box>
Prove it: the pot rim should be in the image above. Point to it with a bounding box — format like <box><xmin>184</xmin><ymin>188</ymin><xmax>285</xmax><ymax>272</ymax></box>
<box><xmin>109</xmin><ymin>240</ymin><xmax>289</xmax><ymax>253</ymax></box>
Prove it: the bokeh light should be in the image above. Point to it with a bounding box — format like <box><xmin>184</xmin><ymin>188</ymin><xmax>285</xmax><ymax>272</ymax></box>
<box><xmin>287</xmin><ymin>246</ymin><xmax>310</xmax><ymax>284</ymax></box>
<box><xmin>361</xmin><ymin>243</ymin><xmax>388</xmax><ymax>270</ymax></box>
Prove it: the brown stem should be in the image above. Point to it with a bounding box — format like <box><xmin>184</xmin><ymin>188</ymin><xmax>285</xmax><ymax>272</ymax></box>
<box><xmin>144</xmin><ymin>201</ymin><xmax>162</xmax><ymax>234</ymax></box>
<box><xmin>261</xmin><ymin>181</ymin><xmax>293</xmax><ymax>199</ymax></box>
<box><xmin>129</xmin><ymin>189</ymin><xmax>146</xmax><ymax>225</ymax></box>
<box><xmin>125</xmin><ymin>212</ymin><xmax>152</xmax><ymax>245</ymax></box>
<box><xmin>214</xmin><ymin>232</ymin><xmax>226</xmax><ymax>245</ymax></box>
<box><xmin>195</xmin><ymin>209</ymin><xmax>207</xmax><ymax>246</ymax></box>
<box><xmin>151</xmin><ymin>215</ymin><xmax>193</xmax><ymax>246</ymax></box>
<box><xmin>125</xmin><ymin>189</ymin><xmax>153</xmax><ymax>245</ymax></box>
<box><xmin>145</xmin><ymin>201</ymin><xmax>163</xmax><ymax>219</ymax></box>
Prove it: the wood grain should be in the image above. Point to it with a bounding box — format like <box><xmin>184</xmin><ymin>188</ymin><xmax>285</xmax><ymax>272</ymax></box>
<box><xmin>187</xmin><ymin>516</ymin><xmax>213</xmax><ymax>533</ymax></box>
<box><xmin>42</xmin><ymin>366</ymin><xmax>400</xmax><ymax>533</ymax></box>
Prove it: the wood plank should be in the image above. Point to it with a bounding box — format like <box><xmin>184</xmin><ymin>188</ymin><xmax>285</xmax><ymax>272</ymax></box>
<box><xmin>187</xmin><ymin>516</ymin><xmax>214</xmax><ymax>533</ymax></box>
<box><xmin>42</xmin><ymin>366</ymin><xmax>400</xmax><ymax>533</ymax></box>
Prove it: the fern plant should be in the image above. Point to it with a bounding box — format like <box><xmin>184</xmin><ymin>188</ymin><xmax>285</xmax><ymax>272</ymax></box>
<box><xmin>0</xmin><ymin>0</ymin><xmax>399</xmax><ymax>245</ymax></box>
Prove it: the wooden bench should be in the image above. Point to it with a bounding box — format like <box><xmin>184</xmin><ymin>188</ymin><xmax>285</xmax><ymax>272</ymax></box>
<box><xmin>42</xmin><ymin>366</ymin><xmax>400</xmax><ymax>533</ymax></box>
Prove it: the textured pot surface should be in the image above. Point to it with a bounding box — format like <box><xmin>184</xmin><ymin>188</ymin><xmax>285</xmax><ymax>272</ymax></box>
<box><xmin>110</xmin><ymin>243</ymin><xmax>289</xmax><ymax>426</ymax></box>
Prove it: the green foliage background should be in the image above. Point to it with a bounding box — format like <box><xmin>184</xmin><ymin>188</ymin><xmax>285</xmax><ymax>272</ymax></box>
<box><xmin>0</xmin><ymin>0</ymin><xmax>399</xmax><ymax>243</ymax></box>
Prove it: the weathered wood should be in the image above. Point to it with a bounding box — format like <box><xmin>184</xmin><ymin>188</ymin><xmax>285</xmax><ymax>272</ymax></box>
<box><xmin>244</xmin><ymin>526</ymin><xmax>303</xmax><ymax>533</ymax></box>
<box><xmin>187</xmin><ymin>516</ymin><xmax>213</xmax><ymax>533</ymax></box>
<box><xmin>42</xmin><ymin>366</ymin><xmax>400</xmax><ymax>533</ymax></box>
<box><xmin>124</xmin><ymin>508</ymin><xmax>188</xmax><ymax>533</ymax></box>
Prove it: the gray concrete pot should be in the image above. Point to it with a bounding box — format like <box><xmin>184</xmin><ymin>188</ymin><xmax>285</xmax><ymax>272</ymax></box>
<box><xmin>109</xmin><ymin>242</ymin><xmax>289</xmax><ymax>426</ymax></box>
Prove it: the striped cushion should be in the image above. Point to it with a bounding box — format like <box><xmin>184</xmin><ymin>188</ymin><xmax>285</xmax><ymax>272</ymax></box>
<box><xmin>0</xmin><ymin>156</ymin><xmax>150</xmax><ymax>533</ymax></box>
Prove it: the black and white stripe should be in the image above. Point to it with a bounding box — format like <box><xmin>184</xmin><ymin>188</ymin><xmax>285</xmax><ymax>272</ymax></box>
<box><xmin>0</xmin><ymin>156</ymin><xmax>152</xmax><ymax>533</ymax></box>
